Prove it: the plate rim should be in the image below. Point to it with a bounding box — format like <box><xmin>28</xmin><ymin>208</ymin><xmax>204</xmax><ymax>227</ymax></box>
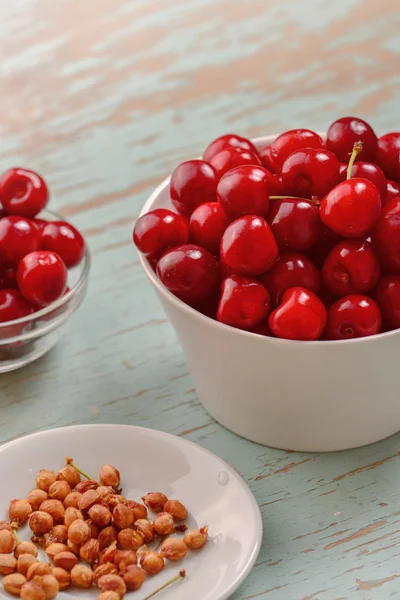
<box><xmin>0</xmin><ymin>423</ymin><xmax>263</xmax><ymax>600</ymax></box>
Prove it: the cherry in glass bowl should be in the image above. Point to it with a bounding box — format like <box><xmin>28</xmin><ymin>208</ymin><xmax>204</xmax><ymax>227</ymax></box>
<box><xmin>136</xmin><ymin>135</ymin><xmax>400</xmax><ymax>453</ymax></box>
<box><xmin>0</xmin><ymin>209</ymin><xmax>90</xmax><ymax>373</ymax></box>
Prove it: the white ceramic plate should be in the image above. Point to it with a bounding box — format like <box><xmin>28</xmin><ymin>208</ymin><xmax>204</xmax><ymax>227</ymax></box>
<box><xmin>0</xmin><ymin>424</ymin><xmax>262</xmax><ymax>600</ymax></box>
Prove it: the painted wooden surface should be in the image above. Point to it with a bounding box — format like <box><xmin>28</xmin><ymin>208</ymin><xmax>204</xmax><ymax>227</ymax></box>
<box><xmin>1</xmin><ymin>0</ymin><xmax>400</xmax><ymax>598</ymax></box>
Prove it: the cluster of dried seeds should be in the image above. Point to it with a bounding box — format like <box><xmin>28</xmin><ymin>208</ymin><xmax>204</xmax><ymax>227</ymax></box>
<box><xmin>0</xmin><ymin>460</ymin><xmax>208</xmax><ymax>600</ymax></box>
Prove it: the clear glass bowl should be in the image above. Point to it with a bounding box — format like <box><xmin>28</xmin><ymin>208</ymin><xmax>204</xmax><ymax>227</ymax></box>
<box><xmin>0</xmin><ymin>209</ymin><xmax>90</xmax><ymax>373</ymax></box>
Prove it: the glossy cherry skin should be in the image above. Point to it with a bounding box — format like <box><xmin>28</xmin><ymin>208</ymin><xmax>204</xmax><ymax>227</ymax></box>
<box><xmin>17</xmin><ymin>251</ymin><xmax>68</xmax><ymax>307</ymax></box>
<box><xmin>209</xmin><ymin>147</ymin><xmax>262</xmax><ymax>179</ymax></box>
<box><xmin>386</xmin><ymin>180</ymin><xmax>400</xmax><ymax>205</ymax></box>
<box><xmin>0</xmin><ymin>216</ymin><xmax>40</xmax><ymax>265</ymax></box>
<box><xmin>156</xmin><ymin>244</ymin><xmax>219</xmax><ymax>305</ymax></box>
<box><xmin>281</xmin><ymin>148</ymin><xmax>340</xmax><ymax>198</ymax></box>
<box><xmin>268</xmin><ymin>199</ymin><xmax>322</xmax><ymax>252</ymax></box>
<box><xmin>371</xmin><ymin>198</ymin><xmax>400</xmax><ymax>272</ymax></box>
<box><xmin>203</xmin><ymin>134</ymin><xmax>258</xmax><ymax>163</ymax></box>
<box><xmin>133</xmin><ymin>209</ymin><xmax>189</xmax><ymax>260</ymax></box>
<box><xmin>322</xmin><ymin>240</ymin><xmax>380</xmax><ymax>296</ymax></box>
<box><xmin>220</xmin><ymin>215</ymin><xmax>278</xmax><ymax>276</ymax></box>
<box><xmin>217</xmin><ymin>275</ymin><xmax>271</xmax><ymax>330</ymax></box>
<box><xmin>33</xmin><ymin>218</ymin><xmax>49</xmax><ymax>232</ymax></box>
<box><xmin>268</xmin><ymin>287</ymin><xmax>327</xmax><ymax>341</ymax></box>
<box><xmin>217</xmin><ymin>166</ymin><xmax>270</xmax><ymax>218</ymax></box>
<box><xmin>326</xmin><ymin>116</ymin><xmax>378</xmax><ymax>162</ymax></box>
<box><xmin>0</xmin><ymin>265</ymin><xmax>17</xmax><ymax>290</ymax></box>
<box><xmin>189</xmin><ymin>202</ymin><xmax>230</xmax><ymax>254</ymax></box>
<box><xmin>260</xmin><ymin>253</ymin><xmax>321</xmax><ymax>307</ymax></box>
<box><xmin>41</xmin><ymin>221</ymin><xmax>85</xmax><ymax>267</ymax></box>
<box><xmin>325</xmin><ymin>295</ymin><xmax>382</xmax><ymax>340</ymax></box>
<box><xmin>259</xmin><ymin>145</ymin><xmax>281</xmax><ymax>174</ymax></box>
<box><xmin>320</xmin><ymin>178</ymin><xmax>381</xmax><ymax>238</ymax></box>
<box><xmin>0</xmin><ymin>289</ymin><xmax>34</xmax><ymax>323</ymax></box>
<box><xmin>270</xmin><ymin>129</ymin><xmax>324</xmax><ymax>167</ymax></box>
<box><xmin>375</xmin><ymin>276</ymin><xmax>400</xmax><ymax>328</ymax></box>
<box><xmin>338</xmin><ymin>161</ymin><xmax>387</xmax><ymax>204</ymax></box>
<box><xmin>170</xmin><ymin>160</ymin><xmax>218</xmax><ymax>216</ymax></box>
<box><xmin>376</xmin><ymin>132</ymin><xmax>400</xmax><ymax>180</ymax></box>
<box><xmin>0</xmin><ymin>168</ymin><xmax>49</xmax><ymax>218</ymax></box>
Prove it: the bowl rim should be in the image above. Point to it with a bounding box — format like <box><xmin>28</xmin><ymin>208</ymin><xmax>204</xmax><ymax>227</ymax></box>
<box><xmin>0</xmin><ymin>208</ymin><xmax>91</xmax><ymax>328</ymax></box>
<box><xmin>138</xmin><ymin>134</ymin><xmax>399</xmax><ymax>348</ymax></box>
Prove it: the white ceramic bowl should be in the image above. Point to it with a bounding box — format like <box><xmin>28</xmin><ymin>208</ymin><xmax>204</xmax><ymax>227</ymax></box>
<box><xmin>138</xmin><ymin>136</ymin><xmax>400</xmax><ymax>452</ymax></box>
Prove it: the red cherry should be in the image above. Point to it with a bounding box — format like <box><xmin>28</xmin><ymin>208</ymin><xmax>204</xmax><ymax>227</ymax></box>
<box><xmin>259</xmin><ymin>145</ymin><xmax>281</xmax><ymax>174</ymax></box>
<box><xmin>322</xmin><ymin>240</ymin><xmax>380</xmax><ymax>296</ymax></box>
<box><xmin>248</xmin><ymin>319</ymin><xmax>273</xmax><ymax>336</ymax></box>
<box><xmin>17</xmin><ymin>251</ymin><xmax>68</xmax><ymax>307</ymax></box>
<box><xmin>270</xmin><ymin>129</ymin><xmax>324</xmax><ymax>167</ymax></box>
<box><xmin>189</xmin><ymin>202</ymin><xmax>229</xmax><ymax>254</ymax></box>
<box><xmin>325</xmin><ymin>295</ymin><xmax>382</xmax><ymax>340</ymax></box>
<box><xmin>386</xmin><ymin>180</ymin><xmax>400</xmax><ymax>205</ymax></box>
<box><xmin>306</xmin><ymin>226</ymin><xmax>341</xmax><ymax>269</ymax></box>
<box><xmin>371</xmin><ymin>197</ymin><xmax>400</xmax><ymax>272</ymax></box>
<box><xmin>33</xmin><ymin>218</ymin><xmax>49</xmax><ymax>232</ymax></box>
<box><xmin>0</xmin><ymin>168</ymin><xmax>49</xmax><ymax>218</ymax></box>
<box><xmin>0</xmin><ymin>289</ymin><xmax>34</xmax><ymax>323</ymax></box>
<box><xmin>268</xmin><ymin>287</ymin><xmax>326</xmax><ymax>341</ymax></box>
<box><xmin>0</xmin><ymin>265</ymin><xmax>17</xmax><ymax>290</ymax></box>
<box><xmin>209</xmin><ymin>147</ymin><xmax>261</xmax><ymax>179</ymax></box>
<box><xmin>375</xmin><ymin>276</ymin><xmax>400</xmax><ymax>328</ymax></box>
<box><xmin>268</xmin><ymin>199</ymin><xmax>322</xmax><ymax>252</ymax></box>
<box><xmin>326</xmin><ymin>117</ymin><xmax>378</xmax><ymax>162</ymax></box>
<box><xmin>170</xmin><ymin>160</ymin><xmax>218</xmax><ymax>216</ymax></box>
<box><xmin>376</xmin><ymin>132</ymin><xmax>400</xmax><ymax>180</ymax></box>
<box><xmin>338</xmin><ymin>162</ymin><xmax>387</xmax><ymax>204</ymax></box>
<box><xmin>156</xmin><ymin>244</ymin><xmax>219</xmax><ymax>305</ymax></box>
<box><xmin>218</xmin><ymin>258</ymin><xmax>234</xmax><ymax>280</ymax></box>
<box><xmin>220</xmin><ymin>215</ymin><xmax>278</xmax><ymax>276</ymax></box>
<box><xmin>40</xmin><ymin>221</ymin><xmax>85</xmax><ymax>268</ymax></box>
<box><xmin>217</xmin><ymin>166</ymin><xmax>270</xmax><ymax>218</ymax></box>
<box><xmin>217</xmin><ymin>275</ymin><xmax>271</xmax><ymax>330</ymax></box>
<box><xmin>194</xmin><ymin>290</ymin><xmax>221</xmax><ymax>320</ymax></box>
<box><xmin>260</xmin><ymin>252</ymin><xmax>321</xmax><ymax>307</ymax></box>
<box><xmin>320</xmin><ymin>178</ymin><xmax>381</xmax><ymax>238</ymax></box>
<box><xmin>203</xmin><ymin>134</ymin><xmax>258</xmax><ymax>163</ymax></box>
<box><xmin>133</xmin><ymin>209</ymin><xmax>189</xmax><ymax>260</ymax></box>
<box><xmin>281</xmin><ymin>148</ymin><xmax>340</xmax><ymax>198</ymax></box>
<box><xmin>0</xmin><ymin>216</ymin><xmax>40</xmax><ymax>265</ymax></box>
<box><xmin>318</xmin><ymin>286</ymin><xmax>337</xmax><ymax>310</ymax></box>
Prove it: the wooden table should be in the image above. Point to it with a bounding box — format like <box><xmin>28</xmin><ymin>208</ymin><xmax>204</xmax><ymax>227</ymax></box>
<box><xmin>1</xmin><ymin>1</ymin><xmax>400</xmax><ymax>598</ymax></box>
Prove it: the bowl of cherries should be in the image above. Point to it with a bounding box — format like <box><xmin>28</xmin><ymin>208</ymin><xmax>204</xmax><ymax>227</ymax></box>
<box><xmin>0</xmin><ymin>168</ymin><xmax>90</xmax><ymax>373</ymax></box>
<box><xmin>134</xmin><ymin>118</ymin><xmax>400</xmax><ymax>452</ymax></box>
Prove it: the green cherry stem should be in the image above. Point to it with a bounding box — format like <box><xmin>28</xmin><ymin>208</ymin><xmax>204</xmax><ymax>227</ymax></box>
<box><xmin>65</xmin><ymin>457</ymin><xmax>93</xmax><ymax>481</ymax></box>
<box><xmin>346</xmin><ymin>141</ymin><xmax>364</xmax><ymax>180</ymax></box>
<box><xmin>142</xmin><ymin>569</ymin><xmax>186</xmax><ymax>600</ymax></box>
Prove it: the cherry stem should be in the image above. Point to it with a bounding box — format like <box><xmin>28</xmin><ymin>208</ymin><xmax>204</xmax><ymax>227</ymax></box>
<box><xmin>10</xmin><ymin>522</ymin><xmax>20</xmax><ymax>543</ymax></box>
<box><xmin>269</xmin><ymin>195</ymin><xmax>320</xmax><ymax>206</ymax></box>
<box><xmin>346</xmin><ymin>141</ymin><xmax>363</xmax><ymax>180</ymax></box>
<box><xmin>65</xmin><ymin>457</ymin><xmax>92</xmax><ymax>481</ymax></box>
<box><xmin>142</xmin><ymin>570</ymin><xmax>186</xmax><ymax>600</ymax></box>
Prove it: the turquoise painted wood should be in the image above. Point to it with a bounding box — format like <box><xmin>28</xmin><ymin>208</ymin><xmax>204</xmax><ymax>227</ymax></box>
<box><xmin>1</xmin><ymin>1</ymin><xmax>400</xmax><ymax>598</ymax></box>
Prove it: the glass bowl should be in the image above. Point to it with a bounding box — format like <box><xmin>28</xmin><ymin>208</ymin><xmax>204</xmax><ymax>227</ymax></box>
<box><xmin>0</xmin><ymin>209</ymin><xmax>90</xmax><ymax>373</ymax></box>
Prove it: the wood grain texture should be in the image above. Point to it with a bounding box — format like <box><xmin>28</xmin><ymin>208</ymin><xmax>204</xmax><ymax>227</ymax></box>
<box><xmin>1</xmin><ymin>1</ymin><xmax>400</xmax><ymax>598</ymax></box>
